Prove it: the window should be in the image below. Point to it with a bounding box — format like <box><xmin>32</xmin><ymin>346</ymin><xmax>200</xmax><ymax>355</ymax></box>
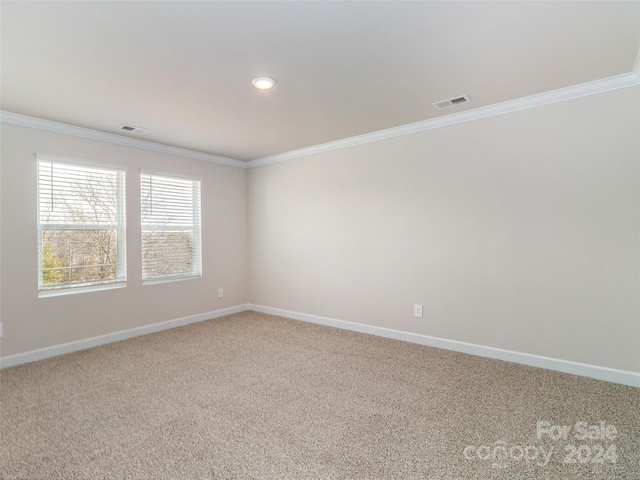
<box><xmin>37</xmin><ymin>155</ymin><xmax>127</xmax><ymax>296</ymax></box>
<box><xmin>140</xmin><ymin>172</ymin><xmax>202</xmax><ymax>283</ymax></box>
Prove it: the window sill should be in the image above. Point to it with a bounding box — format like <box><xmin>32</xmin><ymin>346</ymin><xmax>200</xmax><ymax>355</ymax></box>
<box><xmin>142</xmin><ymin>275</ymin><xmax>202</xmax><ymax>286</ymax></box>
<box><xmin>38</xmin><ymin>282</ymin><xmax>126</xmax><ymax>298</ymax></box>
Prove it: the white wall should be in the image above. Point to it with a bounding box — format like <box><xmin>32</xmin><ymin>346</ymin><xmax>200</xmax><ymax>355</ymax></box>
<box><xmin>0</xmin><ymin>124</ymin><xmax>248</xmax><ymax>357</ymax></box>
<box><xmin>248</xmin><ymin>86</ymin><xmax>640</xmax><ymax>373</ymax></box>
<box><xmin>2</xmin><ymin>85</ymin><xmax>638</xmax><ymax>377</ymax></box>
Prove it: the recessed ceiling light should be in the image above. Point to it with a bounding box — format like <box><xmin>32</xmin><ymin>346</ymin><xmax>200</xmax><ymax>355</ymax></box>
<box><xmin>252</xmin><ymin>77</ymin><xmax>276</xmax><ymax>90</ymax></box>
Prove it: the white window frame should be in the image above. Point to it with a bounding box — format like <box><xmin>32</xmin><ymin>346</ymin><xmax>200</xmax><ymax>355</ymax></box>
<box><xmin>37</xmin><ymin>154</ymin><xmax>127</xmax><ymax>297</ymax></box>
<box><xmin>140</xmin><ymin>170</ymin><xmax>202</xmax><ymax>285</ymax></box>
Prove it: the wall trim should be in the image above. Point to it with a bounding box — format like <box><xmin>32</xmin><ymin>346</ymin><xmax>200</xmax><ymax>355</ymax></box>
<box><xmin>2</xmin><ymin>72</ymin><xmax>639</xmax><ymax>171</ymax></box>
<box><xmin>247</xmin><ymin>72</ymin><xmax>640</xmax><ymax>168</ymax></box>
<box><xmin>0</xmin><ymin>304</ymin><xmax>249</xmax><ymax>369</ymax></box>
<box><xmin>248</xmin><ymin>304</ymin><xmax>640</xmax><ymax>388</ymax></box>
<box><xmin>2</xmin><ymin>303</ymin><xmax>637</xmax><ymax>387</ymax></box>
<box><xmin>0</xmin><ymin>72</ymin><xmax>640</xmax><ymax>168</ymax></box>
<box><xmin>0</xmin><ymin>111</ymin><xmax>247</xmax><ymax>169</ymax></box>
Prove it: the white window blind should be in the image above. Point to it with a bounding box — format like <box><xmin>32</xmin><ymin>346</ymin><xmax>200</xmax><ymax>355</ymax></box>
<box><xmin>37</xmin><ymin>156</ymin><xmax>127</xmax><ymax>295</ymax></box>
<box><xmin>141</xmin><ymin>172</ymin><xmax>202</xmax><ymax>283</ymax></box>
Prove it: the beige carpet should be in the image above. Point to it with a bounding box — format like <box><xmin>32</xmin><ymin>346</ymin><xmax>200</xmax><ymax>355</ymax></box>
<box><xmin>1</xmin><ymin>311</ymin><xmax>639</xmax><ymax>479</ymax></box>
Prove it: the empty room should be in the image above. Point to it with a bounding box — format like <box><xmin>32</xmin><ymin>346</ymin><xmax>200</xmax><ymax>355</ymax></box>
<box><xmin>1</xmin><ymin>1</ymin><xmax>639</xmax><ymax>479</ymax></box>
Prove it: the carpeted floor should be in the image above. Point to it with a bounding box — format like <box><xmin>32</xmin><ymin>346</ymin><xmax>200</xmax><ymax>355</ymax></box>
<box><xmin>1</xmin><ymin>311</ymin><xmax>638</xmax><ymax>479</ymax></box>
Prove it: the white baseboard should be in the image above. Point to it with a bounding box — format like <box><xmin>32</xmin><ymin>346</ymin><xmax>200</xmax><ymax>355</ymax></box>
<box><xmin>3</xmin><ymin>303</ymin><xmax>638</xmax><ymax>388</ymax></box>
<box><xmin>0</xmin><ymin>304</ymin><xmax>249</xmax><ymax>369</ymax></box>
<box><xmin>248</xmin><ymin>304</ymin><xmax>640</xmax><ymax>388</ymax></box>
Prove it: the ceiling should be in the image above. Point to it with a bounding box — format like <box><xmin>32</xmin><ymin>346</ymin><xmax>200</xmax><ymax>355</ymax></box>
<box><xmin>2</xmin><ymin>1</ymin><xmax>639</xmax><ymax>162</ymax></box>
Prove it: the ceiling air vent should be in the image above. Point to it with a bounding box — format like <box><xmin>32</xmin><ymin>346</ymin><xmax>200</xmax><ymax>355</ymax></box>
<box><xmin>119</xmin><ymin>125</ymin><xmax>150</xmax><ymax>134</ymax></box>
<box><xmin>433</xmin><ymin>95</ymin><xmax>472</xmax><ymax>109</ymax></box>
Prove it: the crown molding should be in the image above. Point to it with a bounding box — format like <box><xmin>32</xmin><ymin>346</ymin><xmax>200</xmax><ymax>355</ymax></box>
<box><xmin>3</xmin><ymin>72</ymin><xmax>639</xmax><ymax>170</ymax></box>
<box><xmin>247</xmin><ymin>72</ymin><xmax>640</xmax><ymax>168</ymax></box>
<box><xmin>0</xmin><ymin>111</ymin><xmax>247</xmax><ymax>168</ymax></box>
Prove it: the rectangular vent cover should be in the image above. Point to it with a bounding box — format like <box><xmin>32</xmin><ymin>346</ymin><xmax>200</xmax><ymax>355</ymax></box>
<box><xmin>119</xmin><ymin>125</ymin><xmax>150</xmax><ymax>134</ymax></box>
<box><xmin>433</xmin><ymin>95</ymin><xmax>472</xmax><ymax>109</ymax></box>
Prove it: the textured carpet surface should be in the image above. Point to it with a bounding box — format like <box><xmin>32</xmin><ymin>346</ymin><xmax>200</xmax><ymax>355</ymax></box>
<box><xmin>1</xmin><ymin>311</ymin><xmax>638</xmax><ymax>479</ymax></box>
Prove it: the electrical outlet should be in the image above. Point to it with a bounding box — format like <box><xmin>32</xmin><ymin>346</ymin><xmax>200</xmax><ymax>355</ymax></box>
<box><xmin>218</xmin><ymin>288</ymin><xmax>224</xmax><ymax>298</ymax></box>
<box><xmin>413</xmin><ymin>304</ymin><xmax>423</xmax><ymax>318</ymax></box>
